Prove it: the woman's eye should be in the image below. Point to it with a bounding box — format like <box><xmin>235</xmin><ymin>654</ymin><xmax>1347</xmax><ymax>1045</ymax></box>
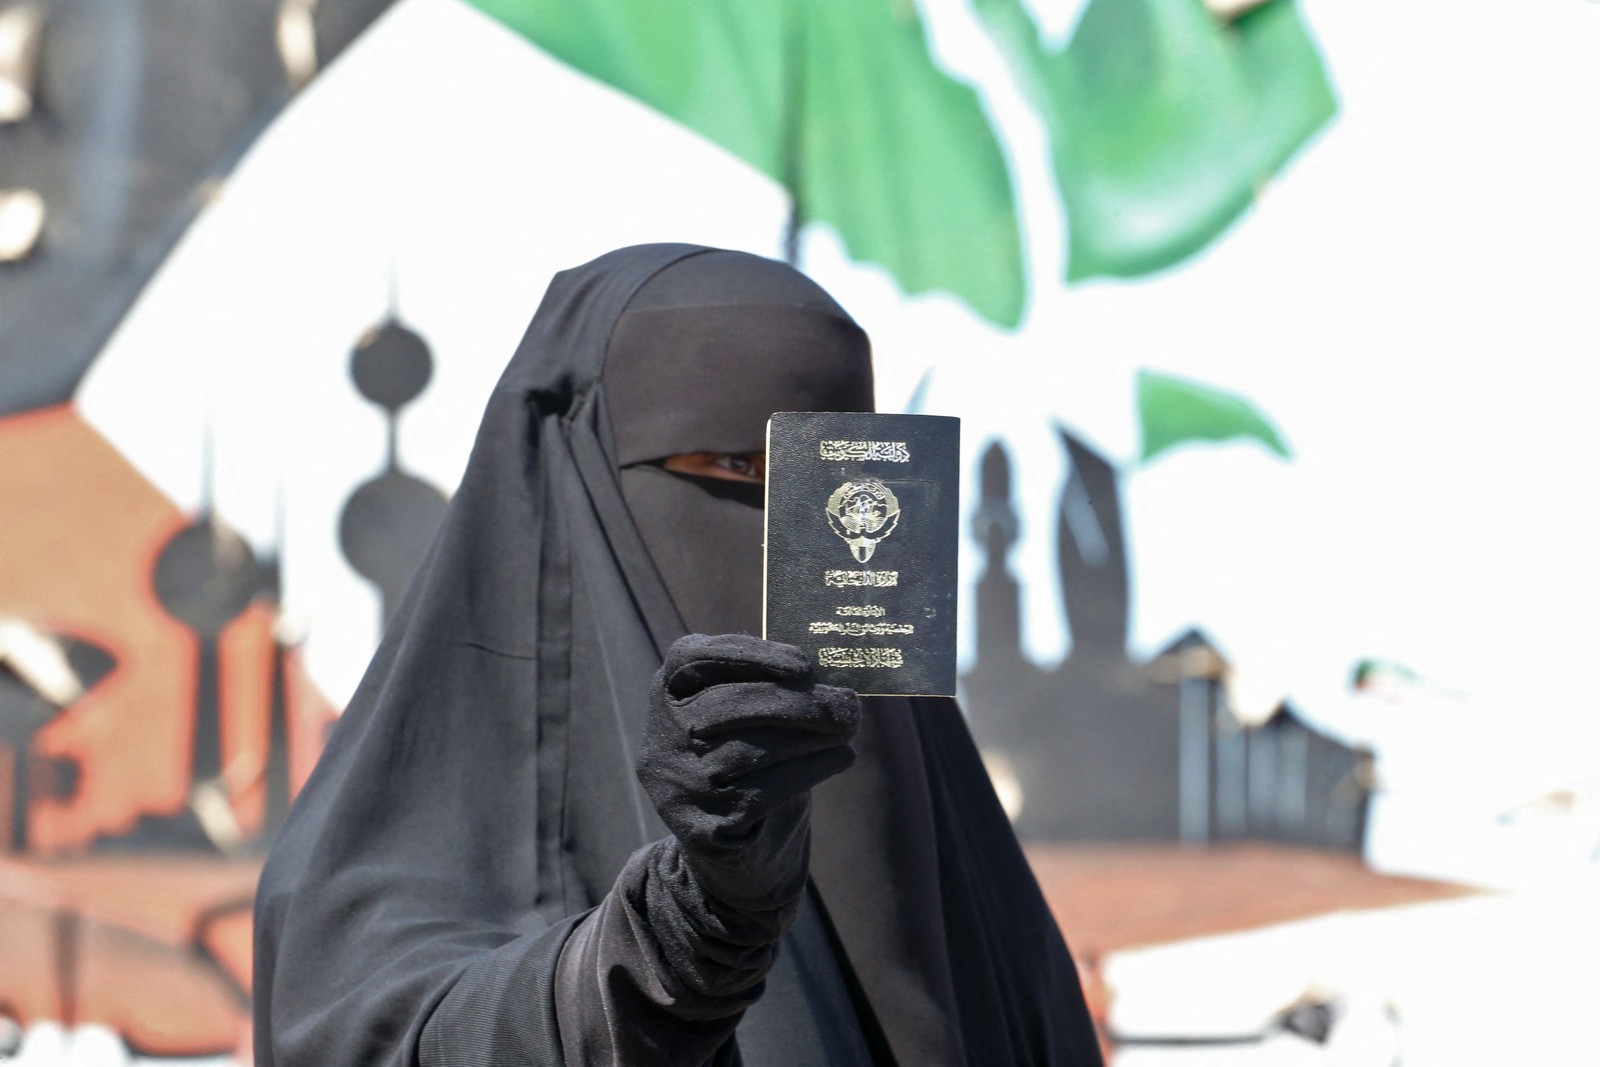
<box><xmin>716</xmin><ymin>455</ymin><xmax>754</xmax><ymax>475</ymax></box>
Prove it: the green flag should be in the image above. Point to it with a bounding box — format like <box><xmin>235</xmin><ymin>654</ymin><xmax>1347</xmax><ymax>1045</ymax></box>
<box><xmin>1137</xmin><ymin>369</ymin><xmax>1291</xmax><ymax>464</ymax></box>
<box><xmin>977</xmin><ymin>0</ymin><xmax>1335</xmax><ymax>282</ymax></box>
<box><xmin>467</xmin><ymin>0</ymin><xmax>1027</xmax><ymax>327</ymax></box>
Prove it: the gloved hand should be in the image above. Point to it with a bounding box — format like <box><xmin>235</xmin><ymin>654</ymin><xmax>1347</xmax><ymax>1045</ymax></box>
<box><xmin>636</xmin><ymin>633</ymin><xmax>861</xmax><ymax>913</ymax></box>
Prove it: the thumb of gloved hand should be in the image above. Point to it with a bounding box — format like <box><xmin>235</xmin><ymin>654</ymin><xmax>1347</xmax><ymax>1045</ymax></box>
<box><xmin>636</xmin><ymin>633</ymin><xmax>860</xmax><ymax>912</ymax></box>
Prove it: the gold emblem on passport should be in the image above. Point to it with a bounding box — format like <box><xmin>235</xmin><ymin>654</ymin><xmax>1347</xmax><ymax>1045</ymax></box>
<box><xmin>825</xmin><ymin>479</ymin><xmax>901</xmax><ymax>563</ymax></box>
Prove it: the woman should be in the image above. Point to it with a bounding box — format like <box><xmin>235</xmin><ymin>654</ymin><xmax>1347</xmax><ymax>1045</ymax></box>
<box><xmin>254</xmin><ymin>244</ymin><xmax>1102</xmax><ymax>1066</ymax></box>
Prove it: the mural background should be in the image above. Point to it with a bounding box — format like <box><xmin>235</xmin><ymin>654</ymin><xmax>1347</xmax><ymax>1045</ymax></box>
<box><xmin>1</xmin><ymin>0</ymin><xmax>1597</xmax><ymax>1061</ymax></box>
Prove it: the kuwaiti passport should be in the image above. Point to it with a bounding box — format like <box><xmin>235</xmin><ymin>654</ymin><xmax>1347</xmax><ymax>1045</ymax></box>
<box><xmin>763</xmin><ymin>412</ymin><xmax>960</xmax><ymax>696</ymax></box>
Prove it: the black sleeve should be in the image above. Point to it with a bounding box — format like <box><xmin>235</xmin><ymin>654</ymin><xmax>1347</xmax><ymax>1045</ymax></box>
<box><xmin>417</xmin><ymin>836</ymin><xmax>786</xmax><ymax>1067</ymax></box>
<box><xmin>547</xmin><ymin>840</ymin><xmax>788</xmax><ymax>1066</ymax></box>
<box><xmin>418</xmin><ymin>916</ymin><xmax>577</xmax><ymax>1064</ymax></box>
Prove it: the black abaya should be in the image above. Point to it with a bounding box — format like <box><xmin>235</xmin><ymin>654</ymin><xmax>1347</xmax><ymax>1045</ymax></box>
<box><xmin>253</xmin><ymin>244</ymin><xmax>1102</xmax><ymax>1067</ymax></box>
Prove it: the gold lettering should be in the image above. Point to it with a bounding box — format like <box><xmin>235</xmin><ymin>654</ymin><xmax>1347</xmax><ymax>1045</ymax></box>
<box><xmin>819</xmin><ymin>440</ymin><xmax>911</xmax><ymax>463</ymax></box>
<box><xmin>817</xmin><ymin>647</ymin><xmax>905</xmax><ymax>669</ymax></box>
<box><xmin>823</xmin><ymin>569</ymin><xmax>899</xmax><ymax>588</ymax></box>
<box><xmin>808</xmin><ymin>622</ymin><xmax>915</xmax><ymax>637</ymax></box>
<box><xmin>834</xmin><ymin>605</ymin><xmax>886</xmax><ymax>618</ymax></box>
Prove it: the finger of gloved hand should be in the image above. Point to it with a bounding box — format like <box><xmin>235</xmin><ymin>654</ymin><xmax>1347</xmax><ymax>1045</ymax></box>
<box><xmin>684</xmin><ymin>794</ymin><xmax>814</xmax><ymax>911</ymax></box>
<box><xmin>643</xmin><ymin>729</ymin><xmax>857</xmax><ymax>812</ymax></box>
<box><xmin>667</xmin><ymin>682</ymin><xmax>860</xmax><ymax>742</ymax></box>
<box><xmin>690</xmin><ymin>746</ymin><xmax>859</xmax><ymax>829</ymax></box>
<box><xmin>637</xmin><ymin>730</ymin><xmax>852</xmax><ymax>820</ymax></box>
<box><xmin>640</xmin><ymin>740</ymin><xmax>855</xmax><ymax>844</ymax></box>
<box><xmin>718</xmin><ymin>745</ymin><xmax>857</xmax><ymax>806</ymax></box>
<box><xmin>660</xmin><ymin>634</ymin><xmax>811</xmax><ymax>700</ymax></box>
<box><xmin>694</xmin><ymin>726</ymin><xmax>857</xmax><ymax>789</ymax></box>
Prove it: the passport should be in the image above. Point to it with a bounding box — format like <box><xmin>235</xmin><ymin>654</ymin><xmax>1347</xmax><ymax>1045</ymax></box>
<box><xmin>763</xmin><ymin>411</ymin><xmax>960</xmax><ymax>696</ymax></box>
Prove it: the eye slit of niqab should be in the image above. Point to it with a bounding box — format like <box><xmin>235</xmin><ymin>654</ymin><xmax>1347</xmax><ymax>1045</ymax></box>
<box><xmin>659</xmin><ymin>451</ymin><xmax>766</xmax><ymax>484</ymax></box>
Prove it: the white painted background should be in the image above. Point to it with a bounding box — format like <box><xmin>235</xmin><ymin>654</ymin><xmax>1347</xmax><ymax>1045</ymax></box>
<box><xmin>80</xmin><ymin>0</ymin><xmax>1600</xmax><ymax>801</ymax></box>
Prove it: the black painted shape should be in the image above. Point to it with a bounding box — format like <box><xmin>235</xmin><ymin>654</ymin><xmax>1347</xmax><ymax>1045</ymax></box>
<box><xmin>33</xmin><ymin>756</ymin><xmax>81</xmax><ymax>804</ymax></box>
<box><xmin>1275</xmin><ymin>997</ymin><xmax>1339</xmax><ymax>1045</ymax></box>
<box><xmin>962</xmin><ymin>441</ymin><xmax>1048</xmax><ymax>759</ymax></box>
<box><xmin>351</xmin><ymin>321</ymin><xmax>432</xmax><ymax>412</ymax></box>
<box><xmin>964</xmin><ymin>431</ymin><xmax>1182</xmax><ymax>841</ymax></box>
<box><xmin>1145</xmin><ymin>628</ymin><xmax>1372</xmax><ymax>852</ymax></box>
<box><xmin>111</xmin><ymin>513</ymin><xmax>267</xmax><ymax>853</ymax></box>
<box><xmin>962</xmin><ymin>429</ymin><xmax>1372</xmax><ymax>847</ymax></box>
<box><xmin>1149</xmin><ymin>628</ymin><xmax>1373</xmax><ymax>850</ymax></box>
<box><xmin>152</xmin><ymin>518</ymin><xmax>263</xmax><ymax>787</ymax></box>
<box><xmin>0</xmin><ymin>0</ymin><xmax>401</xmax><ymax>418</ymax></box>
<box><xmin>63</xmin><ymin>641</ymin><xmax>115</xmax><ymax>692</ymax></box>
<box><xmin>255</xmin><ymin>543</ymin><xmax>293</xmax><ymax>842</ymax></box>
<box><xmin>314</xmin><ymin>0</ymin><xmax>404</xmax><ymax>68</ymax></box>
<box><xmin>1243</xmin><ymin>703</ymin><xmax>1372</xmax><ymax>851</ymax></box>
<box><xmin>0</xmin><ymin>682</ymin><xmax>54</xmax><ymax>851</ymax></box>
<box><xmin>972</xmin><ymin>441</ymin><xmax>1023</xmax><ymax>662</ymax></box>
<box><xmin>1056</xmin><ymin>427</ymin><xmax>1129</xmax><ymax>654</ymax></box>
<box><xmin>340</xmin><ymin>472</ymin><xmax>448</xmax><ymax>626</ymax></box>
<box><xmin>152</xmin><ymin>520</ymin><xmax>264</xmax><ymax>639</ymax></box>
<box><xmin>339</xmin><ymin>315</ymin><xmax>448</xmax><ymax>627</ymax></box>
<box><xmin>0</xmin><ymin>634</ymin><xmax>115</xmax><ymax>853</ymax></box>
<box><xmin>262</xmin><ymin>632</ymin><xmax>292</xmax><ymax>840</ymax></box>
<box><xmin>1153</xmin><ymin>628</ymin><xmax>1230</xmax><ymax>845</ymax></box>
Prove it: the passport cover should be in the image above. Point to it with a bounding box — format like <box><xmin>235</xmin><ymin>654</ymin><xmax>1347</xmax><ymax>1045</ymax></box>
<box><xmin>763</xmin><ymin>411</ymin><xmax>960</xmax><ymax>696</ymax></box>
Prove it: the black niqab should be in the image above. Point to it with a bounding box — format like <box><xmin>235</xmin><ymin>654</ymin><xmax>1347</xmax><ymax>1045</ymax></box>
<box><xmin>608</xmin><ymin>250</ymin><xmax>871</xmax><ymax>637</ymax></box>
<box><xmin>254</xmin><ymin>244</ymin><xmax>1101</xmax><ymax>1067</ymax></box>
<box><xmin>603</xmin><ymin>249</ymin><xmax>873</xmax><ymax>466</ymax></box>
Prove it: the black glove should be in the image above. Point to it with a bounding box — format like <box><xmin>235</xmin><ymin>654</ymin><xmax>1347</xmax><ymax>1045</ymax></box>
<box><xmin>635</xmin><ymin>633</ymin><xmax>861</xmax><ymax>913</ymax></box>
<box><xmin>544</xmin><ymin>636</ymin><xmax>860</xmax><ymax>1062</ymax></box>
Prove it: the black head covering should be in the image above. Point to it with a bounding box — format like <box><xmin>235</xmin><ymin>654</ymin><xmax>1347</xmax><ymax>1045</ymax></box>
<box><xmin>604</xmin><ymin>249</ymin><xmax>874</xmax><ymax>465</ymax></box>
<box><xmin>254</xmin><ymin>244</ymin><xmax>1100</xmax><ymax>1067</ymax></box>
<box><xmin>607</xmin><ymin>250</ymin><xmax>872</xmax><ymax>636</ymax></box>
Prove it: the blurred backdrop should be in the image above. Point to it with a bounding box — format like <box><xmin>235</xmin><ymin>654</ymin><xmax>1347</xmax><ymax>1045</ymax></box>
<box><xmin>1</xmin><ymin>0</ymin><xmax>1597</xmax><ymax>1062</ymax></box>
